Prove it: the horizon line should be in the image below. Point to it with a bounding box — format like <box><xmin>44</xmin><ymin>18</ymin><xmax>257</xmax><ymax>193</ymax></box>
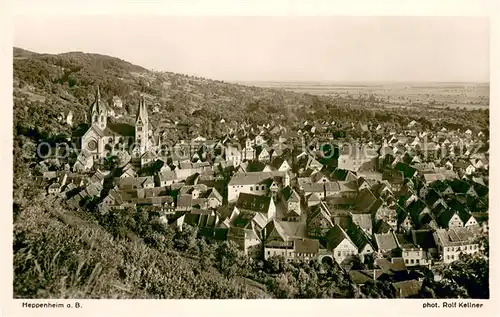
<box><xmin>14</xmin><ymin>46</ymin><xmax>490</xmax><ymax>85</ymax></box>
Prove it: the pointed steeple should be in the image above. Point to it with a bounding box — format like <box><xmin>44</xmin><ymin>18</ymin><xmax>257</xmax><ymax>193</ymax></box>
<box><xmin>91</xmin><ymin>85</ymin><xmax>102</xmax><ymax>113</ymax></box>
<box><xmin>136</xmin><ymin>95</ymin><xmax>149</xmax><ymax>124</ymax></box>
<box><xmin>92</xmin><ymin>85</ymin><xmax>101</xmax><ymax>113</ymax></box>
<box><xmin>96</xmin><ymin>85</ymin><xmax>101</xmax><ymax>103</ymax></box>
<box><xmin>89</xmin><ymin>85</ymin><xmax>107</xmax><ymax>129</ymax></box>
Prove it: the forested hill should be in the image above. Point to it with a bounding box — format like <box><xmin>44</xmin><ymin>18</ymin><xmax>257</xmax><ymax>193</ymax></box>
<box><xmin>13</xmin><ymin>46</ymin><xmax>329</xmax><ymax>136</ymax></box>
<box><xmin>13</xmin><ymin>47</ymin><xmax>489</xmax><ymax>140</ymax></box>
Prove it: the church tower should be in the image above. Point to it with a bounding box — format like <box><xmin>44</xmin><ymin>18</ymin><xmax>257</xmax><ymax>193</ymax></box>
<box><xmin>89</xmin><ymin>86</ymin><xmax>107</xmax><ymax>130</ymax></box>
<box><xmin>135</xmin><ymin>95</ymin><xmax>149</xmax><ymax>155</ymax></box>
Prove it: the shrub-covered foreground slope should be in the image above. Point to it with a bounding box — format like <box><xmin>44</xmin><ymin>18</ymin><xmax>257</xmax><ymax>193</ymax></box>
<box><xmin>13</xmin><ymin>192</ymin><xmax>271</xmax><ymax>299</ymax></box>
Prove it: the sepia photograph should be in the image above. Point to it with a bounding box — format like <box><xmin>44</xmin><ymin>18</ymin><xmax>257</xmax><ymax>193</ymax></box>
<box><xmin>8</xmin><ymin>7</ymin><xmax>493</xmax><ymax>309</ymax></box>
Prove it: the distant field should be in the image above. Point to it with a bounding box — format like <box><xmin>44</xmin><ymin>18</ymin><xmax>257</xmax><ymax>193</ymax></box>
<box><xmin>238</xmin><ymin>81</ymin><xmax>490</xmax><ymax>109</ymax></box>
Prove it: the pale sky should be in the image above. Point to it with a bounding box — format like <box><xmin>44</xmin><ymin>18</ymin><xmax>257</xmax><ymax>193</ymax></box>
<box><xmin>14</xmin><ymin>16</ymin><xmax>489</xmax><ymax>82</ymax></box>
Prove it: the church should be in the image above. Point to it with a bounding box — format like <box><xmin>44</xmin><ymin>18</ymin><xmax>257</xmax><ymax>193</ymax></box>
<box><xmin>81</xmin><ymin>87</ymin><xmax>155</xmax><ymax>163</ymax></box>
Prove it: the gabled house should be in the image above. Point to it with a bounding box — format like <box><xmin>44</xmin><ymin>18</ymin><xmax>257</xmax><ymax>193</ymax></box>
<box><xmin>227</xmin><ymin>213</ymin><xmax>264</xmax><ymax>258</ymax></box>
<box><xmin>224</xmin><ymin>146</ymin><xmax>242</xmax><ymax>167</ymax></box>
<box><xmin>307</xmin><ymin>201</ymin><xmax>333</xmax><ymax>238</ymax></box>
<box><xmin>433</xmin><ymin>228</ymin><xmax>480</xmax><ymax>264</ymax></box>
<box><xmin>382</xmin><ymin>168</ymin><xmax>405</xmax><ymax>192</ymax></box>
<box><xmin>235</xmin><ymin>192</ymin><xmax>276</xmax><ymax>220</ymax></box>
<box><xmin>256</xmin><ymin>146</ymin><xmax>271</xmax><ymax>162</ymax></box>
<box><xmin>227</xmin><ymin>171</ymin><xmax>288</xmax><ymax>202</ymax></box>
<box><xmin>374</xmin><ymin>231</ymin><xmax>398</xmax><ymax>256</ymax></box>
<box><xmin>155</xmin><ymin>170</ymin><xmax>179</xmax><ymax>187</ymax></box>
<box><xmin>437</xmin><ymin>209</ymin><xmax>463</xmax><ymax>229</ymax></box>
<box><xmin>263</xmin><ymin>220</ymin><xmax>317</xmax><ymax>262</ymax></box>
<box><xmin>262</xmin><ymin>219</ymin><xmax>292</xmax><ymax>260</ymax></box>
<box><xmin>350</xmin><ymin>212</ymin><xmax>373</xmax><ymax>235</ymax></box>
<box><xmin>270</xmin><ymin>156</ymin><xmax>291</xmax><ymax>172</ymax></box>
<box><xmin>406</xmin><ymin>199</ymin><xmax>434</xmax><ymax>229</ymax></box>
<box><xmin>345</xmin><ymin>223</ymin><xmax>375</xmax><ymax>261</ymax></box>
<box><xmin>454</xmin><ymin>159</ymin><xmax>476</xmax><ymax>176</ymax></box>
<box><xmin>424</xmin><ymin>189</ymin><xmax>447</xmax><ymax>210</ymax></box>
<box><xmin>372</xmin><ymin>205</ymin><xmax>398</xmax><ymax>230</ymax></box>
<box><xmin>280</xmin><ymin>186</ymin><xmax>302</xmax><ymax>221</ymax></box>
<box><xmin>423</xmin><ymin>173</ymin><xmax>446</xmax><ymax>185</ymax></box>
<box><xmin>330</xmin><ymin>168</ymin><xmax>358</xmax><ymax>182</ymax></box>
<box><xmin>394</xmin><ymin>233</ymin><xmax>430</xmax><ymax>267</ymax></box>
<box><xmin>306</xmin><ymin>192</ymin><xmax>322</xmax><ymax>207</ymax></box>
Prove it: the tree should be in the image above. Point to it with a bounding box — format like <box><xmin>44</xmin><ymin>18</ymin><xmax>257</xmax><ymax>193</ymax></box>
<box><xmin>198</xmin><ymin>238</ymin><xmax>216</xmax><ymax>270</ymax></box>
<box><xmin>214</xmin><ymin>241</ymin><xmax>248</xmax><ymax>278</ymax></box>
<box><xmin>270</xmin><ymin>273</ymin><xmax>298</xmax><ymax>298</ymax></box>
<box><xmin>173</xmin><ymin>224</ymin><xmax>198</xmax><ymax>254</ymax></box>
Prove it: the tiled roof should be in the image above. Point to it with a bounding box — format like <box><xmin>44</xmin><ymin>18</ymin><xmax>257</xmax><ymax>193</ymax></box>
<box><xmin>350</xmin><ymin>213</ymin><xmax>372</xmax><ymax>233</ymax></box>
<box><xmin>349</xmin><ymin>269</ymin><xmax>384</xmax><ymax>285</ymax></box>
<box><xmin>228</xmin><ymin>171</ymin><xmax>285</xmax><ymax>186</ymax></box>
<box><xmin>392</xmin><ymin>280</ymin><xmax>422</xmax><ymax>298</ymax></box>
<box><xmin>302</xmin><ymin>182</ymin><xmax>324</xmax><ymax>193</ymax></box>
<box><xmin>236</xmin><ymin>193</ymin><xmax>272</xmax><ymax>214</ymax></box>
<box><xmin>434</xmin><ymin>228</ymin><xmax>476</xmax><ymax>247</ymax></box>
<box><xmin>294</xmin><ymin>238</ymin><xmax>320</xmax><ymax>254</ymax></box>
<box><xmin>423</xmin><ymin>173</ymin><xmax>446</xmax><ymax>183</ymax></box>
<box><xmin>325</xmin><ymin>225</ymin><xmax>353</xmax><ymax>250</ymax></box>
<box><xmin>355</xmin><ymin>188</ymin><xmax>377</xmax><ymax>212</ymax></box>
<box><xmin>395</xmin><ymin>233</ymin><xmax>417</xmax><ymax>249</ymax></box>
<box><xmin>281</xmin><ymin>186</ymin><xmax>300</xmax><ymax>203</ymax></box>
<box><xmin>374</xmin><ymin>232</ymin><xmax>398</xmax><ymax>251</ymax></box>
<box><xmin>263</xmin><ymin>219</ymin><xmax>288</xmax><ymax>242</ymax></box>
<box><xmin>346</xmin><ymin>223</ymin><xmax>373</xmax><ymax>251</ymax></box>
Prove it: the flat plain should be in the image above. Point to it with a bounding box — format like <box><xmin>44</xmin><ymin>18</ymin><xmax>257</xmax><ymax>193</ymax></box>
<box><xmin>240</xmin><ymin>81</ymin><xmax>490</xmax><ymax>110</ymax></box>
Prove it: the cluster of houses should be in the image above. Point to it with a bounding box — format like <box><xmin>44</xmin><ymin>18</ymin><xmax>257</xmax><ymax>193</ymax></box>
<box><xmin>37</xmin><ymin>89</ymin><xmax>489</xmax><ymax>298</ymax></box>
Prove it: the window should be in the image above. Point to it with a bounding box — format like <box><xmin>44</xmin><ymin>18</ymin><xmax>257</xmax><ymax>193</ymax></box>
<box><xmin>410</xmin><ymin>259</ymin><xmax>414</xmax><ymax>264</ymax></box>
<box><xmin>250</xmin><ymin>186</ymin><xmax>253</xmax><ymax>191</ymax></box>
<box><xmin>447</xmin><ymin>255</ymin><xmax>450</xmax><ymax>260</ymax></box>
<box><xmin>405</xmin><ymin>259</ymin><xmax>409</xmax><ymax>264</ymax></box>
<box><xmin>451</xmin><ymin>255</ymin><xmax>454</xmax><ymax>260</ymax></box>
<box><xmin>261</xmin><ymin>185</ymin><xmax>265</xmax><ymax>190</ymax></box>
<box><xmin>416</xmin><ymin>259</ymin><xmax>420</xmax><ymax>264</ymax></box>
<box><xmin>405</xmin><ymin>252</ymin><xmax>409</xmax><ymax>257</ymax></box>
<box><xmin>267</xmin><ymin>251</ymin><xmax>270</xmax><ymax>255</ymax></box>
<box><xmin>337</xmin><ymin>251</ymin><xmax>341</xmax><ymax>256</ymax></box>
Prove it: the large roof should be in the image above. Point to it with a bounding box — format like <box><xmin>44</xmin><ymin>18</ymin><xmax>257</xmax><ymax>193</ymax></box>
<box><xmin>228</xmin><ymin>171</ymin><xmax>285</xmax><ymax>186</ymax></box>
<box><xmin>236</xmin><ymin>193</ymin><xmax>273</xmax><ymax>214</ymax></box>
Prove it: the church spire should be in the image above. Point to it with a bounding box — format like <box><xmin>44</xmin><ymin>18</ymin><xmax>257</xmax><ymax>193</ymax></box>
<box><xmin>90</xmin><ymin>85</ymin><xmax>107</xmax><ymax>130</ymax></box>
<box><xmin>96</xmin><ymin>85</ymin><xmax>101</xmax><ymax>102</ymax></box>
<box><xmin>136</xmin><ymin>95</ymin><xmax>149</xmax><ymax>124</ymax></box>
<box><xmin>91</xmin><ymin>85</ymin><xmax>102</xmax><ymax>113</ymax></box>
